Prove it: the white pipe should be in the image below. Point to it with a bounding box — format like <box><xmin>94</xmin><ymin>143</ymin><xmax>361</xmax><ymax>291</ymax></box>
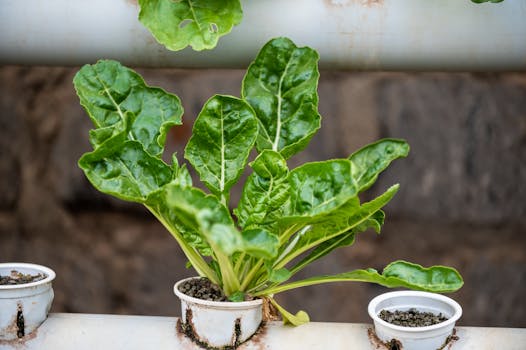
<box><xmin>0</xmin><ymin>0</ymin><xmax>525</xmax><ymax>70</ymax></box>
<box><xmin>0</xmin><ymin>313</ymin><xmax>525</xmax><ymax>350</ymax></box>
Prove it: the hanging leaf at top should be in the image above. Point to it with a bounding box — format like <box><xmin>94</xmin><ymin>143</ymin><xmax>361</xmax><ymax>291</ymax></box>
<box><xmin>138</xmin><ymin>0</ymin><xmax>243</xmax><ymax>51</ymax></box>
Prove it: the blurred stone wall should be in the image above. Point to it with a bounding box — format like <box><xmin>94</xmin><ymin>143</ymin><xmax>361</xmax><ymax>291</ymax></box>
<box><xmin>0</xmin><ymin>66</ymin><xmax>524</xmax><ymax>326</ymax></box>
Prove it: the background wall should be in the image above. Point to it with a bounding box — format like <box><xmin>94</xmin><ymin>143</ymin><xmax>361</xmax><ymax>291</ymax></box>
<box><xmin>0</xmin><ymin>66</ymin><xmax>524</xmax><ymax>327</ymax></box>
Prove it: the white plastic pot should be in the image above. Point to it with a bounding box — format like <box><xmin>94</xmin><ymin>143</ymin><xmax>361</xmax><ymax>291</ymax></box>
<box><xmin>368</xmin><ymin>291</ymin><xmax>462</xmax><ymax>350</ymax></box>
<box><xmin>0</xmin><ymin>263</ymin><xmax>56</xmax><ymax>340</ymax></box>
<box><xmin>174</xmin><ymin>277</ymin><xmax>263</xmax><ymax>348</ymax></box>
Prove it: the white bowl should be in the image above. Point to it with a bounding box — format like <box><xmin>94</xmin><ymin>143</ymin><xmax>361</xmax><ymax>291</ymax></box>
<box><xmin>0</xmin><ymin>263</ymin><xmax>56</xmax><ymax>340</ymax></box>
<box><xmin>174</xmin><ymin>277</ymin><xmax>263</xmax><ymax>348</ymax></box>
<box><xmin>368</xmin><ymin>291</ymin><xmax>462</xmax><ymax>350</ymax></box>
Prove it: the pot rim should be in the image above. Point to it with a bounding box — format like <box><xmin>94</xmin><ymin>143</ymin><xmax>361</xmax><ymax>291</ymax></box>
<box><xmin>174</xmin><ymin>277</ymin><xmax>263</xmax><ymax>309</ymax></box>
<box><xmin>368</xmin><ymin>290</ymin><xmax>462</xmax><ymax>333</ymax></box>
<box><xmin>0</xmin><ymin>262</ymin><xmax>56</xmax><ymax>290</ymax></box>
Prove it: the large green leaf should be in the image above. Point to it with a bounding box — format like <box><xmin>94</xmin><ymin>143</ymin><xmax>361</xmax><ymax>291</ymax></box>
<box><xmin>79</xmin><ymin>140</ymin><xmax>173</xmax><ymax>203</ymax></box>
<box><xmin>242</xmin><ymin>37</ymin><xmax>321</xmax><ymax>159</ymax></box>
<box><xmin>185</xmin><ymin>95</ymin><xmax>258</xmax><ymax>200</ymax></box>
<box><xmin>349</xmin><ymin>139</ymin><xmax>409</xmax><ymax>192</ymax></box>
<box><xmin>257</xmin><ymin>261</ymin><xmax>464</xmax><ymax>296</ymax></box>
<box><xmin>138</xmin><ymin>0</ymin><xmax>242</xmax><ymax>51</ymax></box>
<box><xmin>73</xmin><ymin>60</ymin><xmax>183</xmax><ymax>156</ymax></box>
<box><xmin>234</xmin><ymin>150</ymin><xmax>290</xmax><ymax>230</ymax></box>
<box><xmin>286</xmin><ymin>160</ymin><xmax>358</xmax><ymax>218</ymax></box>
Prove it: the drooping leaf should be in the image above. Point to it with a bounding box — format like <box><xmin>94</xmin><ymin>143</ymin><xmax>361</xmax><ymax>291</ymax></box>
<box><xmin>138</xmin><ymin>0</ymin><xmax>242</xmax><ymax>51</ymax></box>
<box><xmin>269</xmin><ymin>297</ymin><xmax>310</xmax><ymax>326</ymax></box>
<box><xmin>79</xmin><ymin>140</ymin><xmax>173</xmax><ymax>203</ymax></box>
<box><xmin>235</xmin><ymin>150</ymin><xmax>290</xmax><ymax>230</ymax></box>
<box><xmin>258</xmin><ymin>261</ymin><xmax>464</xmax><ymax>296</ymax></box>
<box><xmin>185</xmin><ymin>95</ymin><xmax>258</xmax><ymax>200</ymax></box>
<box><xmin>242</xmin><ymin>37</ymin><xmax>321</xmax><ymax>159</ymax></box>
<box><xmin>349</xmin><ymin>139</ymin><xmax>409</xmax><ymax>192</ymax></box>
<box><xmin>73</xmin><ymin>60</ymin><xmax>183</xmax><ymax>156</ymax></box>
<box><xmin>269</xmin><ymin>268</ymin><xmax>292</xmax><ymax>283</ymax></box>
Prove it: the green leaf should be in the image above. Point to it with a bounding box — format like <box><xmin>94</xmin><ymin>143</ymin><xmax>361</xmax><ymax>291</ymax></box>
<box><xmin>242</xmin><ymin>37</ymin><xmax>321</xmax><ymax>159</ymax></box>
<box><xmin>79</xmin><ymin>140</ymin><xmax>173</xmax><ymax>203</ymax></box>
<box><xmin>228</xmin><ymin>291</ymin><xmax>245</xmax><ymax>302</ymax></box>
<box><xmin>138</xmin><ymin>0</ymin><xmax>242</xmax><ymax>51</ymax></box>
<box><xmin>269</xmin><ymin>297</ymin><xmax>310</xmax><ymax>326</ymax></box>
<box><xmin>73</xmin><ymin>60</ymin><xmax>183</xmax><ymax>156</ymax></box>
<box><xmin>234</xmin><ymin>150</ymin><xmax>290</xmax><ymax>230</ymax></box>
<box><xmin>185</xmin><ymin>95</ymin><xmax>258</xmax><ymax>200</ymax></box>
<box><xmin>288</xmin><ymin>210</ymin><xmax>385</xmax><ymax>277</ymax></box>
<box><xmin>269</xmin><ymin>268</ymin><xmax>292</xmax><ymax>283</ymax></box>
<box><xmin>349</xmin><ymin>138</ymin><xmax>409</xmax><ymax>192</ymax></box>
<box><xmin>258</xmin><ymin>261</ymin><xmax>464</xmax><ymax>296</ymax></box>
<box><xmin>275</xmin><ymin>186</ymin><xmax>398</xmax><ymax>270</ymax></box>
<box><xmin>286</xmin><ymin>160</ymin><xmax>358</xmax><ymax>219</ymax></box>
<box><xmin>241</xmin><ymin>229</ymin><xmax>280</xmax><ymax>260</ymax></box>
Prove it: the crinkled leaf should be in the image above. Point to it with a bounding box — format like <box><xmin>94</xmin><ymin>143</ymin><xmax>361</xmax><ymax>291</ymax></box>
<box><xmin>242</xmin><ymin>37</ymin><xmax>321</xmax><ymax>159</ymax></box>
<box><xmin>235</xmin><ymin>150</ymin><xmax>289</xmax><ymax>230</ymax></box>
<box><xmin>138</xmin><ymin>0</ymin><xmax>242</xmax><ymax>51</ymax></box>
<box><xmin>260</xmin><ymin>261</ymin><xmax>464</xmax><ymax>296</ymax></box>
<box><xmin>73</xmin><ymin>60</ymin><xmax>183</xmax><ymax>156</ymax></box>
<box><xmin>185</xmin><ymin>95</ymin><xmax>257</xmax><ymax>199</ymax></box>
<box><xmin>79</xmin><ymin>140</ymin><xmax>173</xmax><ymax>203</ymax></box>
<box><xmin>349</xmin><ymin>139</ymin><xmax>409</xmax><ymax>192</ymax></box>
<box><xmin>286</xmin><ymin>160</ymin><xmax>358</xmax><ymax>219</ymax></box>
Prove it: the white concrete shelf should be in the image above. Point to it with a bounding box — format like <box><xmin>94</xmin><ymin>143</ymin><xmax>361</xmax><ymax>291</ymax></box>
<box><xmin>1</xmin><ymin>313</ymin><xmax>525</xmax><ymax>349</ymax></box>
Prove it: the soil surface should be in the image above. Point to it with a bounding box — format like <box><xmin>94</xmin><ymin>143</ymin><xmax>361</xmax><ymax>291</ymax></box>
<box><xmin>379</xmin><ymin>308</ymin><xmax>448</xmax><ymax>327</ymax></box>
<box><xmin>178</xmin><ymin>278</ymin><xmax>228</xmax><ymax>302</ymax></box>
<box><xmin>0</xmin><ymin>270</ymin><xmax>46</xmax><ymax>285</ymax></box>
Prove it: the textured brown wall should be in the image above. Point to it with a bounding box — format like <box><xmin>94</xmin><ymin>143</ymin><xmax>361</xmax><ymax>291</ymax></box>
<box><xmin>0</xmin><ymin>67</ymin><xmax>525</xmax><ymax>326</ymax></box>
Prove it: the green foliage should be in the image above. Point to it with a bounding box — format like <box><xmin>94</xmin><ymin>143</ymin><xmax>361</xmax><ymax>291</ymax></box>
<box><xmin>74</xmin><ymin>37</ymin><xmax>463</xmax><ymax>325</ymax></box>
<box><xmin>138</xmin><ymin>0</ymin><xmax>242</xmax><ymax>51</ymax></box>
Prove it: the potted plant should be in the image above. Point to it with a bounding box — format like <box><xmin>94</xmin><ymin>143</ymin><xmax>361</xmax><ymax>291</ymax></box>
<box><xmin>0</xmin><ymin>263</ymin><xmax>56</xmax><ymax>341</ymax></box>
<box><xmin>72</xmin><ymin>37</ymin><xmax>463</xmax><ymax>348</ymax></box>
<box><xmin>368</xmin><ymin>291</ymin><xmax>462</xmax><ymax>350</ymax></box>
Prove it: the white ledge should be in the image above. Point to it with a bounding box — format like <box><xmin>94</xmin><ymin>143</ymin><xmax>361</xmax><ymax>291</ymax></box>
<box><xmin>0</xmin><ymin>0</ymin><xmax>525</xmax><ymax>70</ymax></box>
<box><xmin>1</xmin><ymin>313</ymin><xmax>525</xmax><ymax>349</ymax></box>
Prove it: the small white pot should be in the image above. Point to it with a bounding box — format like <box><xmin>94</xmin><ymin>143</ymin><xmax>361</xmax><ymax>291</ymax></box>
<box><xmin>174</xmin><ymin>277</ymin><xmax>263</xmax><ymax>348</ymax></box>
<box><xmin>0</xmin><ymin>263</ymin><xmax>56</xmax><ymax>340</ymax></box>
<box><xmin>368</xmin><ymin>291</ymin><xmax>462</xmax><ymax>350</ymax></box>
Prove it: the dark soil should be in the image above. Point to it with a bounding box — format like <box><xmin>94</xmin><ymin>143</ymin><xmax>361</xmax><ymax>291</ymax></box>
<box><xmin>0</xmin><ymin>270</ymin><xmax>46</xmax><ymax>285</ymax></box>
<box><xmin>178</xmin><ymin>278</ymin><xmax>228</xmax><ymax>302</ymax></box>
<box><xmin>379</xmin><ymin>308</ymin><xmax>448</xmax><ymax>327</ymax></box>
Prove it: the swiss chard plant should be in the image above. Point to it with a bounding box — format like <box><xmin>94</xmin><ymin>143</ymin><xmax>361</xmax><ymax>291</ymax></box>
<box><xmin>73</xmin><ymin>37</ymin><xmax>463</xmax><ymax>325</ymax></box>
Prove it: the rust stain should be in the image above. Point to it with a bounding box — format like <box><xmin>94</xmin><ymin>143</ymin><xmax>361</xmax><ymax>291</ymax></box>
<box><xmin>367</xmin><ymin>328</ymin><xmax>402</xmax><ymax>349</ymax></box>
<box><xmin>0</xmin><ymin>328</ymin><xmax>38</xmax><ymax>349</ymax></box>
<box><xmin>238</xmin><ymin>322</ymin><xmax>267</xmax><ymax>350</ymax></box>
<box><xmin>438</xmin><ymin>329</ymin><xmax>459</xmax><ymax>350</ymax></box>
<box><xmin>125</xmin><ymin>0</ymin><xmax>138</xmax><ymax>7</ymax></box>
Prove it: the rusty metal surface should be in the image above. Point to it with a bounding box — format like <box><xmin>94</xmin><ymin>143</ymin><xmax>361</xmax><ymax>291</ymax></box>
<box><xmin>0</xmin><ymin>313</ymin><xmax>524</xmax><ymax>349</ymax></box>
<box><xmin>0</xmin><ymin>0</ymin><xmax>525</xmax><ymax>70</ymax></box>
